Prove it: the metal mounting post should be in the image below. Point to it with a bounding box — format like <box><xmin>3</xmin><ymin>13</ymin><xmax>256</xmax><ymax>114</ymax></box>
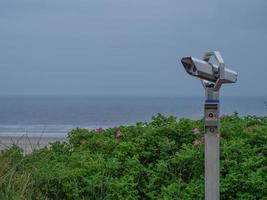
<box><xmin>204</xmin><ymin>88</ymin><xmax>220</xmax><ymax>200</ymax></box>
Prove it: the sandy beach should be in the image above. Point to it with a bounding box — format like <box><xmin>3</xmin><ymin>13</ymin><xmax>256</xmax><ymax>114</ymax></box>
<box><xmin>0</xmin><ymin>134</ymin><xmax>67</xmax><ymax>154</ymax></box>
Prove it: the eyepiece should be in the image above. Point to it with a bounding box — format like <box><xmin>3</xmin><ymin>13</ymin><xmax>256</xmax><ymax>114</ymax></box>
<box><xmin>181</xmin><ymin>57</ymin><xmax>196</xmax><ymax>75</ymax></box>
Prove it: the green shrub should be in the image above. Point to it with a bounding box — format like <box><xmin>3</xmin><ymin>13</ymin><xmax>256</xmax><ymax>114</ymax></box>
<box><xmin>0</xmin><ymin>114</ymin><xmax>266</xmax><ymax>199</ymax></box>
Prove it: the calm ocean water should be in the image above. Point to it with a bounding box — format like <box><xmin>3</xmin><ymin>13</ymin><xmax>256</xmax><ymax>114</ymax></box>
<box><xmin>0</xmin><ymin>96</ymin><xmax>266</xmax><ymax>136</ymax></box>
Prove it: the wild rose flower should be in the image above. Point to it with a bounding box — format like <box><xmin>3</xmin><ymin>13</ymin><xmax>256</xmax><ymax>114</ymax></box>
<box><xmin>201</xmin><ymin>136</ymin><xmax>205</xmax><ymax>143</ymax></box>
<box><xmin>193</xmin><ymin>140</ymin><xmax>200</xmax><ymax>146</ymax></box>
<box><xmin>116</xmin><ymin>130</ymin><xmax>123</xmax><ymax>138</ymax></box>
<box><xmin>96</xmin><ymin>128</ymin><xmax>104</xmax><ymax>132</ymax></box>
<box><xmin>193</xmin><ymin>128</ymin><xmax>200</xmax><ymax>135</ymax></box>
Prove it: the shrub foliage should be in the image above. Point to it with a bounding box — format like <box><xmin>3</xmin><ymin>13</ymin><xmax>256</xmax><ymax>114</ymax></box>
<box><xmin>0</xmin><ymin>114</ymin><xmax>266</xmax><ymax>199</ymax></box>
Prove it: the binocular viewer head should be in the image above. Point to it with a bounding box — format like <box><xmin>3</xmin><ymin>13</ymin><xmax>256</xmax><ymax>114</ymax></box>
<box><xmin>181</xmin><ymin>52</ymin><xmax>237</xmax><ymax>87</ymax></box>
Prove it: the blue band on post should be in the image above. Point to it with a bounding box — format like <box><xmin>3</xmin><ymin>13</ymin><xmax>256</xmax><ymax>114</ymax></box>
<box><xmin>205</xmin><ymin>99</ymin><xmax>219</xmax><ymax>104</ymax></box>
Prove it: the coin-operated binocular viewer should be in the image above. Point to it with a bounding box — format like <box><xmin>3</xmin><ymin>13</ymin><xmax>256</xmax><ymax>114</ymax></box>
<box><xmin>181</xmin><ymin>51</ymin><xmax>237</xmax><ymax>200</ymax></box>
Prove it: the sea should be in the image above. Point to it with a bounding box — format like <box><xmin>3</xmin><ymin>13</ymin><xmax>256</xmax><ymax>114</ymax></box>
<box><xmin>0</xmin><ymin>96</ymin><xmax>266</xmax><ymax>137</ymax></box>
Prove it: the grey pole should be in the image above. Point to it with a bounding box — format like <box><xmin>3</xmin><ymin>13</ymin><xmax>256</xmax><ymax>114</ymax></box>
<box><xmin>204</xmin><ymin>88</ymin><xmax>220</xmax><ymax>200</ymax></box>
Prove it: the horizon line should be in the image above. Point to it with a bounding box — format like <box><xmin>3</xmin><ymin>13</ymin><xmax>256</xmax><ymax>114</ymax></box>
<box><xmin>0</xmin><ymin>95</ymin><xmax>266</xmax><ymax>98</ymax></box>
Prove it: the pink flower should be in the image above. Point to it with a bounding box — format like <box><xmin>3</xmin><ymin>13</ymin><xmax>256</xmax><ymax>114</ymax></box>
<box><xmin>116</xmin><ymin>130</ymin><xmax>123</xmax><ymax>138</ymax></box>
<box><xmin>201</xmin><ymin>136</ymin><xmax>205</xmax><ymax>143</ymax></box>
<box><xmin>193</xmin><ymin>140</ymin><xmax>200</xmax><ymax>146</ymax></box>
<box><xmin>193</xmin><ymin>128</ymin><xmax>200</xmax><ymax>135</ymax></box>
<box><xmin>96</xmin><ymin>128</ymin><xmax>104</xmax><ymax>132</ymax></box>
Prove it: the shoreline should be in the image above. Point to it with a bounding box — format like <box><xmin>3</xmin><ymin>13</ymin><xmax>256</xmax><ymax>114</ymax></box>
<box><xmin>0</xmin><ymin>134</ymin><xmax>67</xmax><ymax>154</ymax></box>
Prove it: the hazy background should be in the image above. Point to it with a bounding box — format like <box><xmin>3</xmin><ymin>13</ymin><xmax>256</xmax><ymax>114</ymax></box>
<box><xmin>1</xmin><ymin>0</ymin><xmax>266</xmax><ymax>96</ymax></box>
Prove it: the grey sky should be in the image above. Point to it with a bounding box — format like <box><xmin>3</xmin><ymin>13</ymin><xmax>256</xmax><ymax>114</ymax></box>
<box><xmin>0</xmin><ymin>0</ymin><xmax>266</xmax><ymax>96</ymax></box>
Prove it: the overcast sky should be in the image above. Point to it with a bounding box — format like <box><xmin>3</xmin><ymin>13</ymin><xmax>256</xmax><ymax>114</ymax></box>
<box><xmin>0</xmin><ymin>0</ymin><xmax>266</xmax><ymax>96</ymax></box>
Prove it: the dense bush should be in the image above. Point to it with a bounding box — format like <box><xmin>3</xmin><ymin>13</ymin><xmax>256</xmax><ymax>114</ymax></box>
<box><xmin>0</xmin><ymin>114</ymin><xmax>266</xmax><ymax>199</ymax></box>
